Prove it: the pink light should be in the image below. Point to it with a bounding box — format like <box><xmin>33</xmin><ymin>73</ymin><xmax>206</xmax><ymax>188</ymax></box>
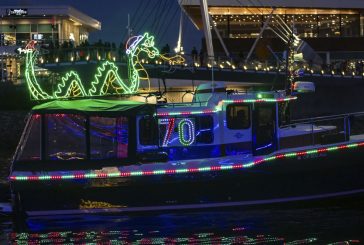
<box><xmin>97</xmin><ymin>173</ymin><xmax>107</xmax><ymax>178</ymax></box>
<box><xmin>338</xmin><ymin>145</ymin><xmax>348</xmax><ymax>149</ymax></box>
<box><xmin>297</xmin><ymin>151</ymin><xmax>307</xmax><ymax>156</ymax></box>
<box><xmin>203</xmin><ymin>109</ymin><xmax>215</xmax><ymax>114</ymax></box>
<box><xmin>74</xmin><ymin>174</ymin><xmax>85</xmax><ymax>179</ymax></box>
<box><xmin>143</xmin><ymin>171</ymin><xmax>154</xmax><ymax>175</ymax></box>
<box><xmin>28</xmin><ymin>176</ymin><xmax>39</xmax><ymax>181</ymax></box>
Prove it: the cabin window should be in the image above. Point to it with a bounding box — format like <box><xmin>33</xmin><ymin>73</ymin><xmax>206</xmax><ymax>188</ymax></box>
<box><xmin>17</xmin><ymin>114</ymin><xmax>41</xmax><ymax>161</ymax></box>
<box><xmin>227</xmin><ymin>104</ymin><xmax>250</xmax><ymax>129</ymax></box>
<box><xmin>45</xmin><ymin>114</ymin><xmax>86</xmax><ymax>160</ymax></box>
<box><xmin>139</xmin><ymin>117</ymin><xmax>158</xmax><ymax>145</ymax></box>
<box><xmin>196</xmin><ymin>116</ymin><xmax>214</xmax><ymax>144</ymax></box>
<box><xmin>90</xmin><ymin>117</ymin><xmax>128</xmax><ymax>159</ymax></box>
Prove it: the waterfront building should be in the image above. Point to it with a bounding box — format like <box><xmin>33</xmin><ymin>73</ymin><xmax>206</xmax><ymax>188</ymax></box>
<box><xmin>180</xmin><ymin>0</ymin><xmax>364</xmax><ymax>61</ymax></box>
<box><xmin>0</xmin><ymin>5</ymin><xmax>101</xmax><ymax>82</ymax></box>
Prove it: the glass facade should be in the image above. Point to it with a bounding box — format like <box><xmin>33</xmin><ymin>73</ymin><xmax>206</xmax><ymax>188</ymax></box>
<box><xmin>212</xmin><ymin>13</ymin><xmax>361</xmax><ymax>39</ymax></box>
<box><xmin>0</xmin><ymin>23</ymin><xmax>58</xmax><ymax>46</ymax></box>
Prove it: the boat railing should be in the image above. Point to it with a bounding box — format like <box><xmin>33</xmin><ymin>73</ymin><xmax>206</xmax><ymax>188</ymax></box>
<box><xmin>279</xmin><ymin>111</ymin><xmax>364</xmax><ymax>150</ymax></box>
<box><xmin>156</xmin><ymin>101</ymin><xmax>208</xmax><ymax>109</ymax></box>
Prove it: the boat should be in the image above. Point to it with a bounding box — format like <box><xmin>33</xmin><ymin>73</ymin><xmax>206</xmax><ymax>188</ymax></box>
<box><xmin>8</xmin><ymin>33</ymin><xmax>364</xmax><ymax>218</ymax></box>
<box><xmin>9</xmin><ymin>79</ymin><xmax>364</xmax><ymax>217</ymax></box>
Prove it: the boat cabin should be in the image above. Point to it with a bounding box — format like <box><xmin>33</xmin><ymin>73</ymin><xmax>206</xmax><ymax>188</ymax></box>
<box><xmin>13</xmin><ymin>83</ymin><xmax>336</xmax><ymax>171</ymax></box>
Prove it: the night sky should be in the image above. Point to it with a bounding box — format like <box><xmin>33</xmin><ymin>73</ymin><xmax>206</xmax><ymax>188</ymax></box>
<box><xmin>1</xmin><ymin>0</ymin><xmax>203</xmax><ymax>53</ymax></box>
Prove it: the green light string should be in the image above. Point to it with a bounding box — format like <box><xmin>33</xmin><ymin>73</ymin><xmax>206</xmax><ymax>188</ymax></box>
<box><xmin>24</xmin><ymin>33</ymin><xmax>162</xmax><ymax>100</ymax></box>
<box><xmin>25</xmin><ymin>50</ymin><xmax>51</xmax><ymax>100</ymax></box>
<box><xmin>54</xmin><ymin>71</ymin><xmax>87</xmax><ymax>98</ymax></box>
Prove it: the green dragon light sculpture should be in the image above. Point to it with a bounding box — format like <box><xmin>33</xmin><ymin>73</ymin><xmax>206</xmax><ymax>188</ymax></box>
<box><xmin>24</xmin><ymin>33</ymin><xmax>185</xmax><ymax>100</ymax></box>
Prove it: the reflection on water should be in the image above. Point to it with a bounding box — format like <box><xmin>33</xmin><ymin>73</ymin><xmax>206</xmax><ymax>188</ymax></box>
<box><xmin>2</xmin><ymin>202</ymin><xmax>363</xmax><ymax>244</ymax></box>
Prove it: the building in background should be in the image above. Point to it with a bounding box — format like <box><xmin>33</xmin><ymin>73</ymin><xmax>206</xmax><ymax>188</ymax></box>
<box><xmin>0</xmin><ymin>5</ymin><xmax>101</xmax><ymax>82</ymax></box>
<box><xmin>180</xmin><ymin>0</ymin><xmax>364</xmax><ymax>62</ymax></box>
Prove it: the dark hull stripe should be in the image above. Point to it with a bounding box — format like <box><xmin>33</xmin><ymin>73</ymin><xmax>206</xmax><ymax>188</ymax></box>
<box><xmin>26</xmin><ymin>188</ymin><xmax>364</xmax><ymax>216</ymax></box>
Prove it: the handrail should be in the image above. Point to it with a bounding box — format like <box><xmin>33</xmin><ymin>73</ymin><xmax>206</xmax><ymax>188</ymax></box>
<box><xmin>291</xmin><ymin>111</ymin><xmax>364</xmax><ymax>124</ymax></box>
<box><xmin>156</xmin><ymin>101</ymin><xmax>207</xmax><ymax>108</ymax></box>
<box><xmin>279</xmin><ymin>110</ymin><xmax>364</xmax><ymax>149</ymax></box>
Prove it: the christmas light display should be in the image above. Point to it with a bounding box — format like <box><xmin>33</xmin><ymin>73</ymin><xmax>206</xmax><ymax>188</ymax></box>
<box><xmin>160</xmin><ymin>118</ymin><xmax>175</xmax><ymax>147</ymax></box>
<box><xmin>88</xmin><ymin>61</ymin><xmax>131</xmax><ymax>95</ymax></box>
<box><xmin>8</xmin><ymin>230</ymin><xmax>294</xmax><ymax>244</ymax></box>
<box><xmin>53</xmin><ymin>71</ymin><xmax>87</xmax><ymax>98</ymax></box>
<box><xmin>126</xmin><ymin>33</ymin><xmax>159</xmax><ymax>92</ymax></box>
<box><xmin>178</xmin><ymin>118</ymin><xmax>195</xmax><ymax>146</ymax></box>
<box><xmin>155</xmin><ymin>97</ymin><xmax>297</xmax><ymax>117</ymax></box>
<box><xmin>25</xmin><ymin>49</ymin><xmax>51</xmax><ymax>100</ymax></box>
<box><xmin>9</xmin><ymin>141</ymin><xmax>364</xmax><ymax>182</ymax></box>
<box><xmin>220</xmin><ymin>97</ymin><xmax>297</xmax><ymax>104</ymax></box>
<box><xmin>24</xmin><ymin>33</ymin><xmax>184</xmax><ymax>100</ymax></box>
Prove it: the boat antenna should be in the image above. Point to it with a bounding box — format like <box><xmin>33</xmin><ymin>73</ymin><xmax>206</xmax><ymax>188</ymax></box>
<box><xmin>126</xmin><ymin>14</ymin><xmax>133</xmax><ymax>38</ymax></box>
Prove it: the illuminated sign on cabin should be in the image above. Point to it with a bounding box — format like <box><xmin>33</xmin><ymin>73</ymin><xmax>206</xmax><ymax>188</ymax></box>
<box><xmin>159</xmin><ymin>118</ymin><xmax>196</xmax><ymax>147</ymax></box>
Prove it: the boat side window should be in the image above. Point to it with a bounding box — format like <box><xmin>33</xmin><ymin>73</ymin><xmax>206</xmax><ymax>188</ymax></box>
<box><xmin>17</xmin><ymin>114</ymin><xmax>41</xmax><ymax>161</ymax></box>
<box><xmin>139</xmin><ymin>117</ymin><xmax>158</xmax><ymax>145</ymax></box>
<box><xmin>227</xmin><ymin>104</ymin><xmax>250</xmax><ymax>129</ymax></box>
<box><xmin>90</xmin><ymin>116</ymin><xmax>129</xmax><ymax>159</ymax></box>
<box><xmin>45</xmin><ymin>114</ymin><xmax>86</xmax><ymax>160</ymax></box>
<box><xmin>196</xmin><ymin>115</ymin><xmax>214</xmax><ymax>143</ymax></box>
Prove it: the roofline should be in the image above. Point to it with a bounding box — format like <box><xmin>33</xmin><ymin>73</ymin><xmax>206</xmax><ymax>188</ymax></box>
<box><xmin>179</xmin><ymin>0</ymin><xmax>364</xmax><ymax>9</ymax></box>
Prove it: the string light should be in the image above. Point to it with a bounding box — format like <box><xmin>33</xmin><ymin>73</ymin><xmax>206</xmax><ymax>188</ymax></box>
<box><xmin>160</xmin><ymin>118</ymin><xmax>175</xmax><ymax>147</ymax></box>
<box><xmin>178</xmin><ymin>118</ymin><xmax>195</xmax><ymax>146</ymax></box>
<box><xmin>88</xmin><ymin>61</ymin><xmax>132</xmax><ymax>95</ymax></box>
<box><xmin>54</xmin><ymin>71</ymin><xmax>87</xmax><ymax>98</ymax></box>
<box><xmin>155</xmin><ymin>96</ymin><xmax>297</xmax><ymax>117</ymax></box>
<box><xmin>23</xmin><ymin>33</ymin><xmax>173</xmax><ymax>100</ymax></box>
<box><xmin>9</xmin><ymin>141</ymin><xmax>364</xmax><ymax>182</ymax></box>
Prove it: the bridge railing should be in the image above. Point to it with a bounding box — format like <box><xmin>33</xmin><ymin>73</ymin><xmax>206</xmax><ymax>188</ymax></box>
<box><xmin>36</xmin><ymin>47</ymin><xmax>364</xmax><ymax>79</ymax></box>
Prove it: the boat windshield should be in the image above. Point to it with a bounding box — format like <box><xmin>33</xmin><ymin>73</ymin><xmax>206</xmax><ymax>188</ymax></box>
<box><xmin>16</xmin><ymin>114</ymin><xmax>129</xmax><ymax>161</ymax></box>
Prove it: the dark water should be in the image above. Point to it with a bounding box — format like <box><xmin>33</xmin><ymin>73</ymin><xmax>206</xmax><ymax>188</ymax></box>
<box><xmin>1</xmin><ymin>199</ymin><xmax>364</xmax><ymax>244</ymax></box>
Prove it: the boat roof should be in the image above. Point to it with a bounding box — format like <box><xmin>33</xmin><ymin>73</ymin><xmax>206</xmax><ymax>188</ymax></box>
<box><xmin>31</xmin><ymin>99</ymin><xmax>155</xmax><ymax>116</ymax></box>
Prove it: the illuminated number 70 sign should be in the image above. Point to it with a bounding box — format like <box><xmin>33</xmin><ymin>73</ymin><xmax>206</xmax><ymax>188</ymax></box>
<box><xmin>159</xmin><ymin>118</ymin><xmax>196</xmax><ymax>147</ymax></box>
